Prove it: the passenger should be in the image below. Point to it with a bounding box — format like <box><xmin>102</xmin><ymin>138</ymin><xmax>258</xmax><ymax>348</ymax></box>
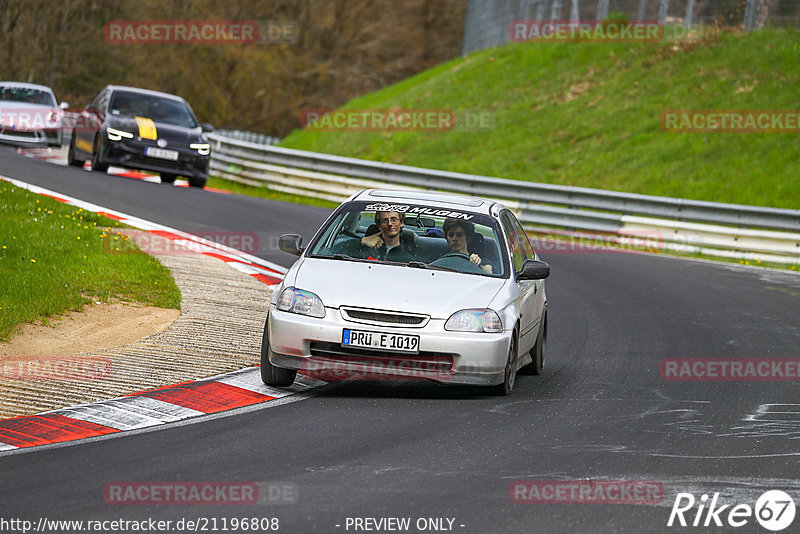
<box><xmin>441</xmin><ymin>218</ymin><xmax>492</xmax><ymax>274</ymax></box>
<box><xmin>353</xmin><ymin>211</ymin><xmax>416</xmax><ymax>261</ymax></box>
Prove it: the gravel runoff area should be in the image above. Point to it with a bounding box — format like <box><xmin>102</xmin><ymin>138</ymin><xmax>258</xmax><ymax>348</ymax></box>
<box><xmin>0</xmin><ymin>232</ymin><xmax>275</xmax><ymax>419</ymax></box>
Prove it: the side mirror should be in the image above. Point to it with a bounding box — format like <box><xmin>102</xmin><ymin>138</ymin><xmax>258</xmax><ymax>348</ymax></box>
<box><xmin>59</xmin><ymin>101</ymin><xmax>69</xmax><ymax>109</ymax></box>
<box><xmin>278</xmin><ymin>234</ymin><xmax>304</xmax><ymax>256</ymax></box>
<box><xmin>201</xmin><ymin>123</ymin><xmax>214</xmax><ymax>132</ymax></box>
<box><xmin>518</xmin><ymin>259</ymin><xmax>550</xmax><ymax>280</ymax></box>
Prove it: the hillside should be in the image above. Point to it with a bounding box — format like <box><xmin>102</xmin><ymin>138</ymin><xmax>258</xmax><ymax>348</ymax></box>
<box><xmin>281</xmin><ymin>29</ymin><xmax>800</xmax><ymax>209</ymax></box>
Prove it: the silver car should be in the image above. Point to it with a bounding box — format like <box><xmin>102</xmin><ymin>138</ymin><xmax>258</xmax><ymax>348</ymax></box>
<box><xmin>261</xmin><ymin>189</ymin><xmax>550</xmax><ymax>395</ymax></box>
<box><xmin>0</xmin><ymin>82</ymin><xmax>68</xmax><ymax>147</ymax></box>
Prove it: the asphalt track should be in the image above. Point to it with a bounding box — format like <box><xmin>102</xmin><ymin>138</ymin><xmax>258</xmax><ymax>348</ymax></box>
<box><xmin>2</xmin><ymin>145</ymin><xmax>800</xmax><ymax>533</ymax></box>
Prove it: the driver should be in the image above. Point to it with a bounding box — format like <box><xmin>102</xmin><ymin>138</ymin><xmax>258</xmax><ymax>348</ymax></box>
<box><xmin>441</xmin><ymin>218</ymin><xmax>492</xmax><ymax>274</ymax></box>
<box><xmin>351</xmin><ymin>210</ymin><xmax>416</xmax><ymax>261</ymax></box>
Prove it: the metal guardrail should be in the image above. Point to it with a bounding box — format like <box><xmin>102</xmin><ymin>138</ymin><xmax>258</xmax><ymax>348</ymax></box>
<box><xmin>208</xmin><ymin>133</ymin><xmax>800</xmax><ymax>264</ymax></box>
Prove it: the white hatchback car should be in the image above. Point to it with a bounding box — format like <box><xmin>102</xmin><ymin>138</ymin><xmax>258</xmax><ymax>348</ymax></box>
<box><xmin>262</xmin><ymin>189</ymin><xmax>550</xmax><ymax>395</ymax></box>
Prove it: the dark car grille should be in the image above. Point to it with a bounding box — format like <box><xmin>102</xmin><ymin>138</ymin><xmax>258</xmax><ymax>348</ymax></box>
<box><xmin>309</xmin><ymin>342</ymin><xmax>454</xmax><ymax>371</ymax></box>
<box><xmin>341</xmin><ymin>307</ymin><xmax>428</xmax><ymax>326</ymax></box>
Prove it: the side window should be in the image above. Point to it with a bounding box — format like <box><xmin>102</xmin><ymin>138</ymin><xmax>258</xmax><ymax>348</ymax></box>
<box><xmin>88</xmin><ymin>89</ymin><xmax>104</xmax><ymax>110</ymax></box>
<box><xmin>508</xmin><ymin>211</ymin><xmax>536</xmax><ymax>261</ymax></box>
<box><xmin>500</xmin><ymin>212</ymin><xmax>526</xmax><ymax>272</ymax></box>
<box><xmin>98</xmin><ymin>90</ymin><xmax>110</xmax><ymax>113</ymax></box>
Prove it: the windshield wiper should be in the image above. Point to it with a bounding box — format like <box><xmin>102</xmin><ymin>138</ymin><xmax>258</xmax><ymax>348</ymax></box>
<box><xmin>406</xmin><ymin>261</ymin><xmax>458</xmax><ymax>272</ymax></box>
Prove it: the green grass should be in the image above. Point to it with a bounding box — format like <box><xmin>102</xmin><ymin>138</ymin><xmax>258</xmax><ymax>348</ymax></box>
<box><xmin>281</xmin><ymin>27</ymin><xmax>800</xmax><ymax>209</ymax></box>
<box><xmin>205</xmin><ymin>176</ymin><xmax>339</xmax><ymax>209</ymax></box>
<box><xmin>0</xmin><ymin>183</ymin><xmax>181</xmax><ymax>342</ymax></box>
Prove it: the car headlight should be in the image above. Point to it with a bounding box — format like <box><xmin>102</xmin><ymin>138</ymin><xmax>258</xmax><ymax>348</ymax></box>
<box><xmin>107</xmin><ymin>127</ymin><xmax>134</xmax><ymax>141</ymax></box>
<box><xmin>276</xmin><ymin>287</ymin><xmax>325</xmax><ymax>318</ymax></box>
<box><xmin>445</xmin><ymin>309</ymin><xmax>503</xmax><ymax>333</ymax></box>
<box><xmin>190</xmin><ymin>143</ymin><xmax>210</xmax><ymax>155</ymax></box>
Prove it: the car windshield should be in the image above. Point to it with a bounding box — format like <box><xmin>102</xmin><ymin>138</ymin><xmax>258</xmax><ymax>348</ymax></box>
<box><xmin>109</xmin><ymin>91</ymin><xmax>197</xmax><ymax>128</ymax></box>
<box><xmin>0</xmin><ymin>86</ymin><xmax>55</xmax><ymax>106</ymax></box>
<box><xmin>308</xmin><ymin>201</ymin><xmax>508</xmax><ymax>277</ymax></box>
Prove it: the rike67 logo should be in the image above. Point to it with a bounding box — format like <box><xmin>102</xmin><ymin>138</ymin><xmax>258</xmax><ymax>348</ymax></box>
<box><xmin>668</xmin><ymin>490</ymin><xmax>796</xmax><ymax>531</ymax></box>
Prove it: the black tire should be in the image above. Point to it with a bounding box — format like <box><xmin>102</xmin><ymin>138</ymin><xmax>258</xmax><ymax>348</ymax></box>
<box><xmin>160</xmin><ymin>173</ymin><xmax>177</xmax><ymax>184</ymax></box>
<box><xmin>90</xmin><ymin>135</ymin><xmax>109</xmax><ymax>172</ymax></box>
<box><xmin>520</xmin><ymin>313</ymin><xmax>545</xmax><ymax>375</ymax></box>
<box><xmin>67</xmin><ymin>134</ymin><xmax>84</xmax><ymax>167</ymax></box>
<box><xmin>492</xmin><ymin>334</ymin><xmax>517</xmax><ymax>396</ymax></box>
<box><xmin>188</xmin><ymin>176</ymin><xmax>207</xmax><ymax>188</ymax></box>
<box><xmin>260</xmin><ymin>316</ymin><xmax>297</xmax><ymax>387</ymax></box>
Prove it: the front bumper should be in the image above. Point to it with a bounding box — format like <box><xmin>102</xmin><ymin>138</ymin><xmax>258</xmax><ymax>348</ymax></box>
<box><xmin>268</xmin><ymin>306</ymin><xmax>512</xmax><ymax>386</ymax></box>
<box><xmin>103</xmin><ymin>138</ymin><xmax>209</xmax><ymax>178</ymax></box>
<box><xmin>0</xmin><ymin>127</ymin><xmax>61</xmax><ymax>147</ymax></box>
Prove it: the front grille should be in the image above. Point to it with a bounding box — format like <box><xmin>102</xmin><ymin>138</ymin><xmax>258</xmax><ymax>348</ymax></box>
<box><xmin>308</xmin><ymin>342</ymin><xmax>455</xmax><ymax>378</ymax></box>
<box><xmin>341</xmin><ymin>307</ymin><xmax>428</xmax><ymax>327</ymax></box>
<box><xmin>1</xmin><ymin>129</ymin><xmax>38</xmax><ymax>138</ymax></box>
<box><xmin>310</xmin><ymin>342</ymin><xmax>453</xmax><ymax>365</ymax></box>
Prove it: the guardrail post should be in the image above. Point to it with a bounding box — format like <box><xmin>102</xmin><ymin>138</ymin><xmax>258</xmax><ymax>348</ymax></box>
<box><xmin>551</xmin><ymin>0</ymin><xmax>562</xmax><ymax>20</ymax></box>
<box><xmin>684</xmin><ymin>0</ymin><xmax>695</xmax><ymax>29</ymax></box>
<box><xmin>744</xmin><ymin>0</ymin><xmax>758</xmax><ymax>31</ymax></box>
<box><xmin>597</xmin><ymin>0</ymin><xmax>610</xmax><ymax>20</ymax></box>
<box><xmin>657</xmin><ymin>0</ymin><xmax>669</xmax><ymax>25</ymax></box>
<box><xmin>637</xmin><ymin>0</ymin><xmax>647</xmax><ymax>21</ymax></box>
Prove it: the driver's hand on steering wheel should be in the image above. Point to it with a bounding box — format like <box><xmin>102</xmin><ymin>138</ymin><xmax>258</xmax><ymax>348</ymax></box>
<box><xmin>362</xmin><ymin>233</ymin><xmax>383</xmax><ymax>248</ymax></box>
<box><xmin>470</xmin><ymin>253</ymin><xmax>492</xmax><ymax>274</ymax></box>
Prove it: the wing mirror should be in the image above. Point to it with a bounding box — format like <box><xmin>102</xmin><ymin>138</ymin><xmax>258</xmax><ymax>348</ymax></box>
<box><xmin>201</xmin><ymin>123</ymin><xmax>214</xmax><ymax>132</ymax></box>
<box><xmin>278</xmin><ymin>234</ymin><xmax>304</xmax><ymax>256</ymax></box>
<box><xmin>517</xmin><ymin>259</ymin><xmax>550</xmax><ymax>280</ymax></box>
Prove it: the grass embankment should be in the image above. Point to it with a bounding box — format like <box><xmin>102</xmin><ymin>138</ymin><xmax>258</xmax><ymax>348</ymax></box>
<box><xmin>0</xmin><ymin>183</ymin><xmax>181</xmax><ymax>342</ymax></box>
<box><xmin>205</xmin><ymin>176</ymin><xmax>339</xmax><ymax>209</ymax></box>
<box><xmin>280</xmin><ymin>28</ymin><xmax>800</xmax><ymax>209</ymax></box>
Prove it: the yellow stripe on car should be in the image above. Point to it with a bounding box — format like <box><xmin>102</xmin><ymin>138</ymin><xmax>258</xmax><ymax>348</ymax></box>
<box><xmin>134</xmin><ymin>116</ymin><xmax>158</xmax><ymax>140</ymax></box>
<box><xmin>76</xmin><ymin>138</ymin><xmax>93</xmax><ymax>153</ymax></box>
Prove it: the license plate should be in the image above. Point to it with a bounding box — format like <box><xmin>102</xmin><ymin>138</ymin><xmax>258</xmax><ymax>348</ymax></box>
<box><xmin>342</xmin><ymin>329</ymin><xmax>420</xmax><ymax>353</ymax></box>
<box><xmin>145</xmin><ymin>146</ymin><xmax>179</xmax><ymax>161</ymax></box>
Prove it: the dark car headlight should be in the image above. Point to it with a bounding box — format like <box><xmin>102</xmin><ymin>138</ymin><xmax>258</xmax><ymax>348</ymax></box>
<box><xmin>190</xmin><ymin>142</ymin><xmax>210</xmax><ymax>155</ymax></box>
<box><xmin>107</xmin><ymin>127</ymin><xmax>134</xmax><ymax>141</ymax></box>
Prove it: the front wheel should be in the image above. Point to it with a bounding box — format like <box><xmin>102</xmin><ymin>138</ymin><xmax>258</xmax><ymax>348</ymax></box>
<box><xmin>188</xmin><ymin>176</ymin><xmax>207</xmax><ymax>188</ymax></box>
<box><xmin>260</xmin><ymin>316</ymin><xmax>297</xmax><ymax>387</ymax></box>
<box><xmin>492</xmin><ymin>335</ymin><xmax>517</xmax><ymax>396</ymax></box>
<box><xmin>90</xmin><ymin>135</ymin><xmax>109</xmax><ymax>172</ymax></box>
<box><xmin>67</xmin><ymin>134</ymin><xmax>84</xmax><ymax>167</ymax></box>
<box><xmin>520</xmin><ymin>313</ymin><xmax>545</xmax><ymax>375</ymax></box>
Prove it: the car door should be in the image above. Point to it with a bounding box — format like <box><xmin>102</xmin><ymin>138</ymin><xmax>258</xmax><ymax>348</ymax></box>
<box><xmin>500</xmin><ymin>210</ymin><xmax>539</xmax><ymax>355</ymax></box>
<box><xmin>74</xmin><ymin>88</ymin><xmax>106</xmax><ymax>156</ymax></box>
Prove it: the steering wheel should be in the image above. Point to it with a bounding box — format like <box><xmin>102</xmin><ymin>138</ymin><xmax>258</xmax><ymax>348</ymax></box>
<box><xmin>438</xmin><ymin>252</ymin><xmax>473</xmax><ymax>263</ymax></box>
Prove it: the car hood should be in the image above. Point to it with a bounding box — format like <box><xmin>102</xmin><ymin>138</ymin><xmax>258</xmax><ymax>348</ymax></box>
<box><xmin>292</xmin><ymin>258</ymin><xmax>506</xmax><ymax>319</ymax></box>
<box><xmin>109</xmin><ymin>116</ymin><xmax>202</xmax><ymax>143</ymax></box>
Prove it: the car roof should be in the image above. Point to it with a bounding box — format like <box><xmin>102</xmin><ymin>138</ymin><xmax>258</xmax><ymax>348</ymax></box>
<box><xmin>0</xmin><ymin>82</ymin><xmax>56</xmax><ymax>95</ymax></box>
<box><xmin>348</xmin><ymin>189</ymin><xmax>505</xmax><ymax>217</ymax></box>
<box><xmin>105</xmin><ymin>85</ymin><xmax>187</xmax><ymax>102</ymax></box>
